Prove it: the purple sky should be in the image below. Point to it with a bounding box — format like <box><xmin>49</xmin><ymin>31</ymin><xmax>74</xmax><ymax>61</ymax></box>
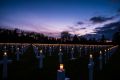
<box><xmin>0</xmin><ymin>0</ymin><xmax>120</xmax><ymax>37</ymax></box>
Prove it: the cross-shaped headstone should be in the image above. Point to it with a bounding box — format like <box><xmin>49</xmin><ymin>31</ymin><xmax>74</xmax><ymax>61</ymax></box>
<box><xmin>70</xmin><ymin>47</ymin><xmax>75</xmax><ymax>60</ymax></box>
<box><xmin>104</xmin><ymin>50</ymin><xmax>107</xmax><ymax>64</ymax></box>
<box><xmin>36</xmin><ymin>49</ymin><xmax>45</xmax><ymax>69</ymax></box>
<box><xmin>99</xmin><ymin>51</ymin><xmax>103</xmax><ymax>70</ymax></box>
<box><xmin>15</xmin><ymin>48</ymin><xmax>21</xmax><ymax>61</ymax></box>
<box><xmin>0</xmin><ymin>52</ymin><xmax>12</xmax><ymax>79</ymax></box>
<box><xmin>88</xmin><ymin>54</ymin><xmax>94</xmax><ymax>80</ymax></box>
<box><xmin>58</xmin><ymin>48</ymin><xmax>63</xmax><ymax>64</ymax></box>
<box><xmin>49</xmin><ymin>47</ymin><xmax>52</xmax><ymax>56</ymax></box>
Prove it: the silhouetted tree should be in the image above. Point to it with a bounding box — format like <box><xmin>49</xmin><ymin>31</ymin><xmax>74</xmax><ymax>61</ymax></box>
<box><xmin>61</xmin><ymin>31</ymin><xmax>71</xmax><ymax>43</ymax></box>
<box><xmin>100</xmin><ymin>34</ymin><xmax>106</xmax><ymax>42</ymax></box>
<box><xmin>112</xmin><ymin>31</ymin><xmax>120</xmax><ymax>45</ymax></box>
<box><xmin>73</xmin><ymin>35</ymin><xmax>79</xmax><ymax>43</ymax></box>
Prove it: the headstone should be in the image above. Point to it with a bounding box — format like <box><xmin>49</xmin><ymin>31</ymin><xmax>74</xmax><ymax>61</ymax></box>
<box><xmin>11</xmin><ymin>46</ymin><xmax>14</xmax><ymax>53</ymax></box>
<box><xmin>49</xmin><ymin>47</ymin><xmax>52</xmax><ymax>56</ymax></box>
<box><xmin>58</xmin><ymin>48</ymin><xmax>63</xmax><ymax>64</ymax></box>
<box><xmin>0</xmin><ymin>52</ymin><xmax>12</xmax><ymax>79</ymax></box>
<box><xmin>99</xmin><ymin>51</ymin><xmax>103</xmax><ymax>70</ymax></box>
<box><xmin>15</xmin><ymin>48</ymin><xmax>21</xmax><ymax>61</ymax></box>
<box><xmin>104</xmin><ymin>50</ymin><xmax>107</xmax><ymax>64</ymax></box>
<box><xmin>70</xmin><ymin>48</ymin><xmax>75</xmax><ymax>60</ymax></box>
<box><xmin>36</xmin><ymin>49</ymin><xmax>45</xmax><ymax>69</ymax></box>
<box><xmin>57</xmin><ymin>64</ymin><xmax>65</xmax><ymax>80</ymax></box>
<box><xmin>88</xmin><ymin>54</ymin><xmax>94</xmax><ymax>80</ymax></box>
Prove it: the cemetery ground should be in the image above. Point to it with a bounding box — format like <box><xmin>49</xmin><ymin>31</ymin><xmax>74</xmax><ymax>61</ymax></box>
<box><xmin>0</xmin><ymin>44</ymin><xmax>119</xmax><ymax>80</ymax></box>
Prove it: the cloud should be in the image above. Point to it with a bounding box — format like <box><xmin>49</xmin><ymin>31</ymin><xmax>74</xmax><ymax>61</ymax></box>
<box><xmin>94</xmin><ymin>21</ymin><xmax>120</xmax><ymax>39</ymax></box>
<box><xmin>90</xmin><ymin>16</ymin><xmax>114</xmax><ymax>23</ymax></box>
<box><xmin>76</xmin><ymin>21</ymin><xmax>84</xmax><ymax>25</ymax></box>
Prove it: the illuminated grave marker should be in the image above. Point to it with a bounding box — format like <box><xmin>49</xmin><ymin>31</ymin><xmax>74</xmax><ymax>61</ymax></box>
<box><xmin>79</xmin><ymin>47</ymin><xmax>81</xmax><ymax>57</ymax></box>
<box><xmin>21</xmin><ymin>46</ymin><xmax>25</xmax><ymax>54</ymax></box>
<box><xmin>2</xmin><ymin>46</ymin><xmax>8</xmax><ymax>52</ymax></box>
<box><xmin>11</xmin><ymin>46</ymin><xmax>14</xmax><ymax>53</ymax></box>
<box><xmin>70</xmin><ymin>47</ymin><xmax>75</xmax><ymax>60</ymax></box>
<box><xmin>88</xmin><ymin>54</ymin><xmax>94</xmax><ymax>80</ymax></box>
<box><xmin>49</xmin><ymin>47</ymin><xmax>52</xmax><ymax>56</ymax></box>
<box><xmin>99</xmin><ymin>51</ymin><xmax>103</xmax><ymax>70</ymax></box>
<box><xmin>57</xmin><ymin>64</ymin><xmax>65</xmax><ymax>80</ymax></box>
<box><xmin>15</xmin><ymin>48</ymin><xmax>21</xmax><ymax>61</ymax></box>
<box><xmin>58</xmin><ymin>48</ymin><xmax>63</xmax><ymax>64</ymax></box>
<box><xmin>107</xmin><ymin>49</ymin><xmax>110</xmax><ymax>60</ymax></box>
<box><xmin>36</xmin><ymin>49</ymin><xmax>45</xmax><ymax>69</ymax></box>
<box><xmin>0</xmin><ymin>52</ymin><xmax>12</xmax><ymax>79</ymax></box>
<box><xmin>104</xmin><ymin>50</ymin><xmax>107</xmax><ymax>64</ymax></box>
<box><xmin>34</xmin><ymin>46</ymin><xmax>39</xmax><ymax>57</ymax></box>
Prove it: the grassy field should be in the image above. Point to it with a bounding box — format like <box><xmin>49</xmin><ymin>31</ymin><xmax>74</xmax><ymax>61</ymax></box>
<box><xmin>0</xmin><ymin>44</ymin><xmax>119</xmax><ymax>80</ymax></box>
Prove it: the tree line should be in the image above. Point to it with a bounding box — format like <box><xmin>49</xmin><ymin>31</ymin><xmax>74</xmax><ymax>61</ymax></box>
<box><xmin>0</xmin><ymin>28</ymin><xmax>119</xmax><ymax>45</ymax></box>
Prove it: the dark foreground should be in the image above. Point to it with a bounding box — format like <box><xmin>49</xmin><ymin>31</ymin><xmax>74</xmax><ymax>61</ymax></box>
<box><xmin>0</xmin><ymin>45</ymin><xmax>120</xmax><ymax>80</ymax></box>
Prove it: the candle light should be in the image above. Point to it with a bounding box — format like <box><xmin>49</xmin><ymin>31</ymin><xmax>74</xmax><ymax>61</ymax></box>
<box><xmin>17</xmin><ymin>48</ymin><xmax>19</xmax><ymax>50</ymax></box>
<box><xmin>60</xmin><ymin>48</ymin><xmax>62</xmax><ymax>52</ymax></box>
<box><xmin>40</xmin><ymin>49</ymin><xmax>42</xmax><ymax>54</ymax></box>
<box><xmin>4</xmin><ymin>52</ymin><xmax>7</xmax><ymax>56</ymax></box>
<box><xmin>70</xmin><ymin>47</ymin><xmax>75</xmax><ymax>60</ymax></box>
<box><xmin>49</xmin><ymin>47</ymin><xmax>52</xmax><ymax>56</ymax></box>
<box><xmin>100</xmin><ymin>51</ymin><xmax>102</xmax><ymax>55</ymax></box>
<box><xmin>104</xmin><ymin>50</ymin><xmax>107</xmax><ymax>64</ymax></box>
<box><xmin>0</xmin><ymin>52</ymin><xmax>12</xmax><ymax>79</ymax></box>
<box><xmin>105</xmin><ymin>50</ymin><xmax>106</xmax><ymax>52</ymax></box>
<box><xmin>57</xmin><ymin>64</ymin><xmax>65</xmax><ymax>80</ymax></box>
<box><xmin>60</xmin><ymin>64</ymin><xmax>64</xmax><ymax>71</ymax></box>
<box><xmin>36</xmin><ymin>49</ymin><xmax>45</xmax><ymax>69</ymax></box>
<box><xmin>88</xmin><ymin>54</ymin><xmax>94</xmax><ymax>80</ymax></box>
<box><xmin>58</xmin><ymin>49</ymin><xmax>63</xmax><ymax>64</ymax></box>
<box><xmin>99</xmin><ymin>51</ymin><xmax>103</xmax><ymax>70</ymax></box>
<box><xmin>72</xmin><ymin>47</ymin><xmax>73</xmax><ymax>51</ymax></box>
<box><xmin>90</xmin><ymin>54</ymin><xmax>92</xmax><ymax>58</ymax></box>
<box><xmin>16</xmin><ymin>48</ymin><xmax>21</xmax><ymax>61</ymax></box>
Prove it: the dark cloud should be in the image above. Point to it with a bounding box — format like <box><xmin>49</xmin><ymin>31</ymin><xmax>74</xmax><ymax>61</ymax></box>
<box><xmin>76</xmin><ymin>21</ymin><xmax>84</xmax><ymax>25</ymax></box>
<box><xmin>67</xmin><ymin>26</ymin><xmax>86</xmax><ymax>34</ymax></box>
<box><xmin>83</xmin><ymin>21</ymin><xmax>120</xmax><ymax>40</ymax></box>
<box><xmin>94</xmin><ymin>21</ymin><xmax>120</xmax><ymax>39</ymax></box>
<box><xmin>80</xmin><ymin>27</ymin><xmax>86</xmax><ymax>29</ymax></box>
<box><xmin>90</xmin><ymin>16</ymin><xmax>113</xmax><ymax>23</ymax></box>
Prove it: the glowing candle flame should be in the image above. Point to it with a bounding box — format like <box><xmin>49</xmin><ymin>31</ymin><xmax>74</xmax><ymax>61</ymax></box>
<box><xmin>4</xmin><ymin>52</ymin><xmax>7</xmax><ymax>56</ymax></box>
<box><xmin>60</xmin><ymin>48</ymin><xmax>62</xmax><ymax>52</ymax></box>
<box><xmin>90</xmin><ymin>54</ymin><xmax>92</xmax><ymax>58</ymax></box>
<box><xmin>105</xmin><ymin>50</ymin><xmax>106</xmax><ymax>52</ymax></box>
<box><xmin>72</xmin><ymin>48</ymin><xmax>73</xmax><ymax>50</ymax></box>
<box><xmin>100</xmin><ymin>51</ymin><xmax>102</xmax><ymax>55</ymax></box>
<box><xmin>60</xmin><ymin>64</ymin><xmax>64</xmax><ymax>70</ymax></box>
<box><xmin>40</xmin><ymin>49</ymin><xmax>42</xmax><ymax>53</ymax></box>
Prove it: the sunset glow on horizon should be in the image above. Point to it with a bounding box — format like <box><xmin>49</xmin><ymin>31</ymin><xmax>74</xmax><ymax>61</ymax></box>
<box><xmin>0</xmin><ymin>0</ymin><xmax>120</xmax><ymax>38</ymax></box>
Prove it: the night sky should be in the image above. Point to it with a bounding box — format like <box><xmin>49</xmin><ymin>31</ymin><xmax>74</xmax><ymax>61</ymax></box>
<box><xmin>0</xmin><ymin>0</ymin><xmax>120</xmax><ymax>38</ymax></box>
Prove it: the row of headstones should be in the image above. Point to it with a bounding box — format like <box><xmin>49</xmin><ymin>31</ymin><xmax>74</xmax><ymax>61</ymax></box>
<box><xmin>88</xmin><ymin>45</ymin><xmax>118</xmax><ymax>80</ymax></box>
<box><xmin>0</xmin><ymin>44</ymin><xmax>116</xmax><ymax>80</ymax></box>
<box><xmin>33</xmin><ymin>44</ymin><xmax>114</xmax><ymax>62</ymax></box>
<box><xmin>33</xmin><ymin>45</ymin><xmax>118</xmax><ymax>80</ymax></box>
<box><xmin>0</xmin><ymin>44</ymin><xmax>29</xmax><ymax>80</ymax></box>
<box><xmin>33</xmin><ymin>45</ymin><xmax>114</xmax><ymax>68</ymax></box>
<box><xmin>33</xmin><ymin>45</ymin><xmax>112</xmax><ymax>59</ymax></box>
